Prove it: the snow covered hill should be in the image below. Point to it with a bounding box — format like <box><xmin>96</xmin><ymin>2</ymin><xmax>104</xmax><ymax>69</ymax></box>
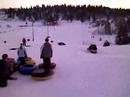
<box><xmin>0</xmin><ymin>20</ymin><xmax>130</xmax><ymax>97</ymax></box>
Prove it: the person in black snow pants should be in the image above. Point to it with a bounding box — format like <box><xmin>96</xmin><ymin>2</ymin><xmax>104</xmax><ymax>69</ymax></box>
<box><xmin>40</xmin><ymin>38</ymin><xmax>53</xmax><ymax>75</ymax></box>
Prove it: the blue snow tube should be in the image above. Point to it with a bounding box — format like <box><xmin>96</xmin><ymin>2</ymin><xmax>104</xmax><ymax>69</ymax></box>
<box><xmin>19</xmin><ymin>65</ymin><xmax>36</xmax><ymax>75</ymax></box>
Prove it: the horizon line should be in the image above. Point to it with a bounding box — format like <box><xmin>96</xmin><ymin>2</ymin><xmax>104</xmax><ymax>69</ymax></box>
<box><xmin>0</xmin><ymin>4</ymin><xmax>130</xmax><ymax>10</ymax></box>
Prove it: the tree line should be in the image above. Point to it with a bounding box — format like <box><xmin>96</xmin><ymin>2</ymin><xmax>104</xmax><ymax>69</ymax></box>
<box><xmin>1</xmin><ymin>4</ymin><xmax>130</xmax><ymax>45</ymax></box>
<box><xmin>0</xmin><ymin>4</ymin><xmax>130</xmax><ymax>22</ymax></box>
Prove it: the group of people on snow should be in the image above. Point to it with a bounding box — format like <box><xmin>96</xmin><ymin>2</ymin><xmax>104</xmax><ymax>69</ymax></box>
<box><xmin>0</xmin><ymin>37</ymin><xmax>53</xmax><ymax>87</ymax></box>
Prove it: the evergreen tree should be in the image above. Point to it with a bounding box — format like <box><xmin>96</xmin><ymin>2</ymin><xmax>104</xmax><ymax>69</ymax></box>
<box><xmin>115</xmin><ymin>17</ymin><xmax>129</xmax><ymax>45</ymax></box>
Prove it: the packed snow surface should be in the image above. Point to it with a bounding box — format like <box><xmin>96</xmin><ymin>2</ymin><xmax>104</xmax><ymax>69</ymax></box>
<box><xmin>0</xmin><ymin>20</ymin><xmax>130</xmax><ymax>97</ymax></box>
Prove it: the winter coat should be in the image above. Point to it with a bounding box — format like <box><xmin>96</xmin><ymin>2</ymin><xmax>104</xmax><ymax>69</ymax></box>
<box><xmin>17</xmin><ymin>47</ymin><xmax>27</xmax><ymax>58</ymax></box>
<box><xmin>40</xmin><ymin>42</ymin><xmax>53</xmax><ymax>58</ymax></box>
<box><xmin>0</xmin><ymin>60</ymin><xmax>8</xmax><ymax>78</ymax></box>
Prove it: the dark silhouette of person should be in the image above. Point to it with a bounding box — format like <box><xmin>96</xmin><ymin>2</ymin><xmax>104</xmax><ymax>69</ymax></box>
<box><xmin>40</xmin><ymin>38</ymin><xmax>53</xmax><ymax>75</ymax></box>
<box><xmin>0</xmin><ymin>54</ymin><xmax>8</xmax><ymax>87</ymax></box>
<box><xmin>22</xmin><ymin>38</ymin><xmax>26</xmax><ymax>46</ymax></box>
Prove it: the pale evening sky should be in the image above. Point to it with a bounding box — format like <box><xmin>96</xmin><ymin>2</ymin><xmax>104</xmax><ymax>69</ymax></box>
<box><xmin>0</xmin><ymin>0</ymin><xmax>130</xmax><ymax>9</ymax></box>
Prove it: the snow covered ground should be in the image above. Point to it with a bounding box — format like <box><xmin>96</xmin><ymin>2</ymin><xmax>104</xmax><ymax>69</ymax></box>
<box><xmin>0</xmin><ymin>20</ymin><xmax>130</xmax><ymax>97</ymax></box>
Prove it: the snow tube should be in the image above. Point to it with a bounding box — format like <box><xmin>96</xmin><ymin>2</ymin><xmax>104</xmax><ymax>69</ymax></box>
<box><xmin>90</xmin><ymin>49</ymin><xmax>97</xmax><ymax>53</ymax></box>
<box><xmin>50</xmin><ymin>63</ymin><xmax>56</xmax><ymax>69</ymax></box>
<box><xmin>25</xmin><ymin>60</ymin><xmax>35</xmax><ymax>65</ymax></box>
<box><xmin>31</xmin><ymin>69</ymin><xmax>54</xmax><ymax>80</ymax></box>
<box><xmin>19</xmin><ymin>65</ymin><xmax>36</xmax><ymax>75</ymax></box>
<box><xmin>87</xmin><ymin>44</ymin><xmax>97</xmax><ymax>54</ymax></box>
<box><xmin>25</xmin><ymin>57</ymin><xmax>36</xmax><ymax>65</ymax></box>
<box><xmin>58</xmin><ymin>42</ymin><xmax>66</xmax><ymax>46</ymax></box>
<box><xmin>38</xmin><ymin>63</ymin><xmax>56</xmax><ymax>69</ymax></box>
<box><xmin>6</xmin><ymin>58</ymin><xmax>17</xmax><ymax>76</ymax></box>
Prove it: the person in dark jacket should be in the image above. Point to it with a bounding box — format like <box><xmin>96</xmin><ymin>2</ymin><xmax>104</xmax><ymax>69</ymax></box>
<box><xmin>103</xmin><ymin>40</ymin><xmax>110</xmax><ymax>47</ymax></box>
<box><xmin>0</xmin><ymin>54</ymin><xmax>17</xmax><ymax>86</ymax></box>
<box><xmin>40</xmin><ymin>37</ymin><xmax>53</xmax><ymax>74</ymax></box>
<box><xmin>22</xmin><ymin>38</ymin><xmax>26</xmax><ymax>46</ymax></box>
<box><xmin>0</xmin><ymin>54</ymin><xmax>8</xmax><ymax>87</ymax></box>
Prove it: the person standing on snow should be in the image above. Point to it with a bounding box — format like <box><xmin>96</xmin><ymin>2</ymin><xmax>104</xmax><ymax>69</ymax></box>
<box><xmin>22</xmin><ymin>38</ymin><xmax>26</xmax><ymax>46</ymax></box>
<box><xmin>17</xmin><ymin>43</ymin><xmax>27</xmax><ymax>65</ymax></box>
<box><xmin>40</xmin><ymin>37</ymin><xmax>53</xmax><ymax>75</ymax></box>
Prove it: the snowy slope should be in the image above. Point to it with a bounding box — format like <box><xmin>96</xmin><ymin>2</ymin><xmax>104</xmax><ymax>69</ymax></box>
<box><xmin>0</xmin><ymin>20</ymin><xmax>130</xmax><ymax>97</ymax></box>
